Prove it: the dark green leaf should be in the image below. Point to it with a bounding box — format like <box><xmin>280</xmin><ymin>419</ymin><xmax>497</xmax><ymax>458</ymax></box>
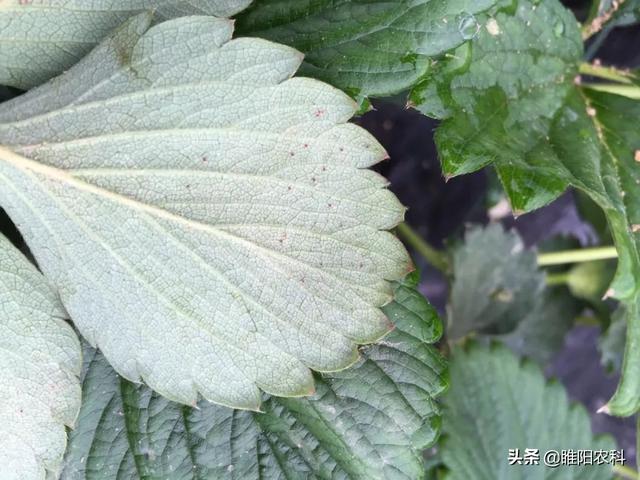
<box><xmin>449</xmin><ymin>224</ymin><xmax>577</xmax><ymax>364</ymax></box>
<box><xmin>235</xmin><ymin>0</ymin><xmax>500</xmax><ymax>98</ymax></box>
<box><xmin>599</xmin><ymin>306</ymin><xmax>627</xmax><ymax>373</ymax></box>
<box><xmin>441</xmin><ymin>343</ymin><xmax>616</xmax><ymax>480</ymax></box>
<box><xmin>61</xmin><ymin>278</ymin><xmax>447</xmax><ymax>480</ymax></box>
<box><xmin>412</xmin><ymin>0</ymin><xmax>640</xmax><ymax>416</ymax></box>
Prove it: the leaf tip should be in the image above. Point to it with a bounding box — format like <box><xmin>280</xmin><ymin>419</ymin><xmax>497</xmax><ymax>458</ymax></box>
<box><xmin>405</xmin><ymin>259</ymin><xmax>417</xmax><ymax>275</ymax></box>
<box><xmin>597</xmin><ymin>403</ymin><xmax>611</xmax><ymax>415</ymax></box>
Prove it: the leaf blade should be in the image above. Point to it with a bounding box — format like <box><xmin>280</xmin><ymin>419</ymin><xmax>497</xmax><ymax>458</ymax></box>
<box><xmin>0</xmin><ymin>234</ymin><xmax>81</xmax><ymax>478</ymax></box>
<box><xmin>0</xmin><ymin>0</ymin><xmax>252</xmax><ymax>89</ymax></box>
<box><xmin>62</xmin><ymin>279</ymin><xmax>447</xmax><ymax>479</ymax></box>
<box><xmin>441</xmin><ymin>343</ymin><xmax>616</xmax><ymax>480</ymax></box>
<box><xmin>0</xmin><ymin>15</ymin><xmax>410</xmax><ymax>410</ymax></box>
<box><xmin>235</xmin><ymin>0</ymin><xmax>500</xmax><ymax>98</ymax></box>
<box><xmin>412</xmin><ymin>0</ymin><xmax>640</xmax><ymax>416</ymax></box>
<box><xmin>448</xmin><ymin>224</ymin><xmax>578</xmax><ymax>364</ymax></box>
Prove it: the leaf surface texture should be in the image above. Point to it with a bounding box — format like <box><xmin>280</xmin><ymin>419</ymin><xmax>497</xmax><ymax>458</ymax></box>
<box><xmin>412</xmin><ymin>0</ymin><xmax>640</xmax><ymax>416</ymax></box>
<box><xmin>0</xmin><ymin>0</ymin><xmax>252</xmax><ymax>89</ymax></box>
<box><xmin>0</xmin><ymin>234</ymin><xmax>81</xmax><ymax>479</ymax></box>
<box><xmin>235</xmin><ymin>0</ymin><xmax>500</xmax><ymax>97</ymax></box>
<box><xmin>441</xmin><ymin>344</ymin><xmax>615</xmax><ymax>480</ymax></box>
<box><xmin>0</xmin><ymin>15</ymin><xmax>410</xmax><ymax>410</ymax></box>
<box><xmin>61</xmin><ymin>276</ymin><xmax>447</xmax><ymax>480</ymax></box>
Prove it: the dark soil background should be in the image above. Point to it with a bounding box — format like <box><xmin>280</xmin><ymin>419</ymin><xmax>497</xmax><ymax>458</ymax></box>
<box><xmin>0</xmin><ymin>0</ymin><xmax>638</xmax><ymax>466</ymax></box>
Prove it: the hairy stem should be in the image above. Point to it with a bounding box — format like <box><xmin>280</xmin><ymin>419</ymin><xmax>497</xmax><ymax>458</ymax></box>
<box><xmin>398</xmin><ymin>223</ymin><xmax>618</xmax><ymax>272</ymax></box>
<box><xmin>545</xmin><ymin>271</ymin><xmax>570</xmax><ymax>286</ymax></box>
<box><xmin>579</xmin><ymin>63</ymin><xmax>634</xmax><ymax>83</ymax></box>
<box><xmin>582</xmin><ymin>83</ymin><xmax>640</xmax><ymax>100</ymax></box>
<box><xmin>538</xmin><ymin>247</ymin><xmax>618</xmax><ymax>266</ymax></box>
<box><xmin>395</xmin><ymin>223</ymin><xmax>449</xmax><ymax>274</ymax></box>
<box><xmin>582</xmin><ymin>0</ymin><xmax>627</xmax><ymax>40</ymax></box>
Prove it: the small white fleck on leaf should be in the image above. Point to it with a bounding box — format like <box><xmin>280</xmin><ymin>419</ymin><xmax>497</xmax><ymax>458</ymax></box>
<box><xmin>486</xmin><ymin>18</ymin><xmax>501</xmax><ymax>36</ymax></box>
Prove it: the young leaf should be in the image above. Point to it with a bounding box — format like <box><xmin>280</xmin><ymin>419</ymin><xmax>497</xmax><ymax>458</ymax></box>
<box><xmin>412</xmin><ymin>0</ymin><xmax>640</xmax><ymax>416</ymax></box>
<box><xmin>0</xmin><ymin>0</ymin><xmax>252</xmax><ymax>89</ymax></box>
<box><xmin>234</xmin><ymin>0</ymin><xmax>500</xmax><ymax>98</ymax></box>
<box><xmin>448</xmin><ymin>225</ymin><xmax>577</xmax><ymax>364</ymax></box>
<box><xmin>61</xmin><ymin>279</ymin><xmax>447</xmax><ymax>480</ymax></box>
<box><xmin>0</xmin><ymin>15</ymin><xmax>411</xmax><ymax>410</ymax></box>
<box><xmin>441</xmin><ymin>343</ymin><xmax>616</xmax><ymax>480</ymax></box>
<box><xmin>0</xmin><ymin>234</ymin><xmax>81</xmax><ymax>478</ymax></box>
<box><xmin>449</xmin><ymin>225</ymin><xmax>542</xmax><ymax>340</ymax></box>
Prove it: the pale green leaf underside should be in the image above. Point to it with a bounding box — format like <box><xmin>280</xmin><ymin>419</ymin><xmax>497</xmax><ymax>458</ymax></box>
<box><xmin>442</xmin><ymin>344</ymin><xmax>615</xmax><ymax>480</ymax></box>
<box><xmin>235</xmin><ymin>0</ymin><xmax>499</xmax><ymax>97</ymax></box>
<box><xmin>0</xmin><ymin>0</ymin><xmax>252</xmax><ymax>89</ymax></box>
<box><xmin>61</xmin><ymin>279</ymin><xmax>447</xmax><ymax>480</ymax></box>
<box><xmin>0</xmin><ymin>15</ymin><xmax>410</xmax><ymax>411</ymax></box>
<box><xmin>0</xmin><ymin>234</ymin><xmax>81</xmax><ymax>479</ymax></box>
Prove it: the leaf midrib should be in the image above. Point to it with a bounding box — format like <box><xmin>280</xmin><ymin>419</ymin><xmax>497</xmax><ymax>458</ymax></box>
<box><xmin>0</xmin><ymin>146</ymin><xmax>390</xmax><ymax>304</ymax></box>
<box><xmin>1</xmin><ymin>151</ymin><xmax>381</xmax><ymax>393</ymax></box>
